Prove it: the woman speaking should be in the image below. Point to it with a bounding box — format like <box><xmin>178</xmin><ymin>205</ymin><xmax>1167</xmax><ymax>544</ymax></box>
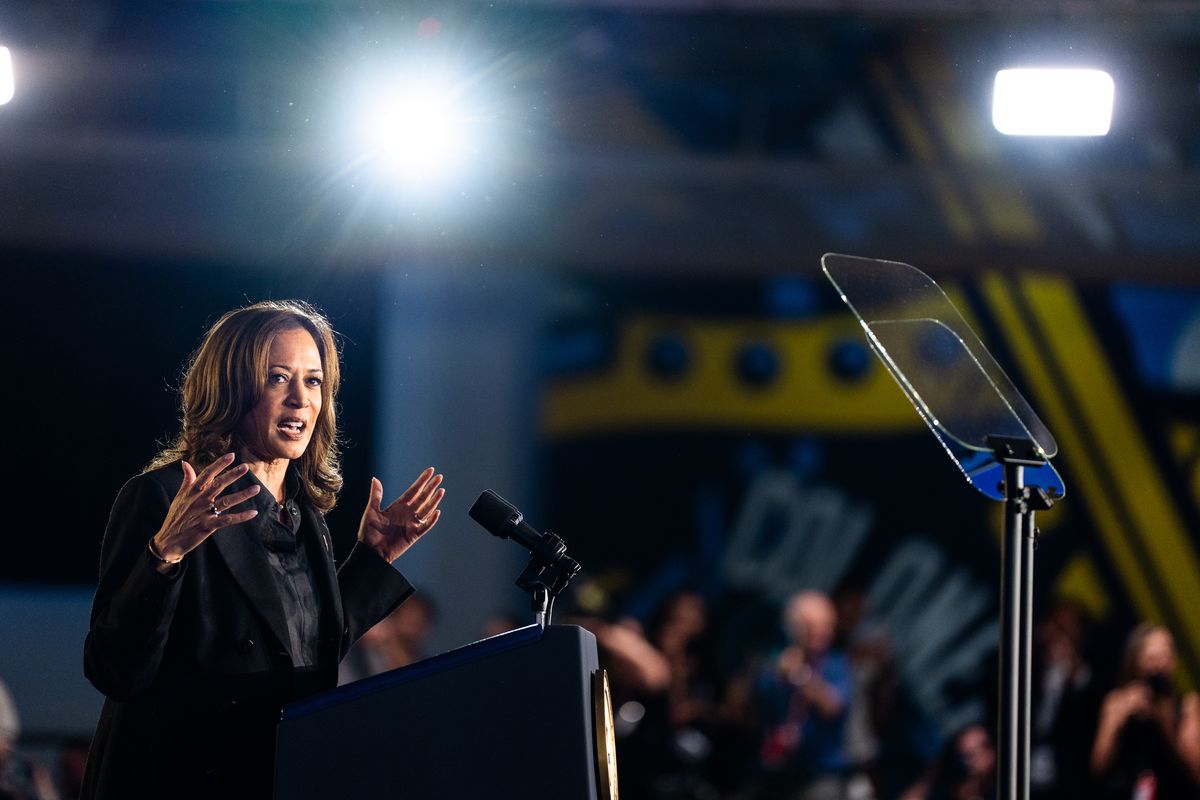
<box><xmin>81</xmin><ymin>300</ymin><xmax>445</xmax><ymax>799</ymax></box>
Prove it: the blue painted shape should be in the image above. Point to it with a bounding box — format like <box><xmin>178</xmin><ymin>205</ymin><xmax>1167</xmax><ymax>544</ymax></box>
<box><xmin>542</xmin><ymin>327</ymin><xmax>613</xmax><ymax>377</ymax></box>
<box><xmin>1110</xmin><ymin>285</ymin><xmax>1200</xmax><ymax>390</ymax></box>
<box><xmin>766</xmin><ymin>279</ymin><xmax>819</xmax><ymax>318</ymax></box>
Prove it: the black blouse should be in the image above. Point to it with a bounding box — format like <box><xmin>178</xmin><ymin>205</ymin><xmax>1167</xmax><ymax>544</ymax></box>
<box><xmin>244</xmin><ymin>468</ymin><xmax>324</xmax><ymax>669</ymax></box>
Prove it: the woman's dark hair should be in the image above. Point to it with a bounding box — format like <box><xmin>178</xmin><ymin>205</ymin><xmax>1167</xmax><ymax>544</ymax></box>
<box><xmin>149</xmin><ymin>300</ymin><xmax>343</xmax><ymax>512</ymax></box>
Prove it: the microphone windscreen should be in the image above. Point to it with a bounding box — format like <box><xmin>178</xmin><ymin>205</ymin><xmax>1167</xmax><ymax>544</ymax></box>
<box><xmin>469</xmin><ymin>490</ymin><xmax>517</xmax><ymax>536</ymax></box>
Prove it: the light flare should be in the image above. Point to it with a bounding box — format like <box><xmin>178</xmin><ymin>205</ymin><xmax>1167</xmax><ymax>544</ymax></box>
<box><xmin>359</xmin><ymin>78</ymin><xmax>472</xmax><ymax>184</ymax></box>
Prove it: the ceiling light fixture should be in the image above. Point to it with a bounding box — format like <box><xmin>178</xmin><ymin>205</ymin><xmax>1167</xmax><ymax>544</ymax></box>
<box><xmin>993</xmin><ymin>68</ymin><xmax>1114</xmax><ymax>136</ymax></box>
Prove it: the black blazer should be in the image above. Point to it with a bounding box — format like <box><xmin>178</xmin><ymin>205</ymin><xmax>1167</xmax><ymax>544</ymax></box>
<box><xmin>81</xmin><ymin>463</ymin><xmax>414</xmax><ymax>800</ymax></box>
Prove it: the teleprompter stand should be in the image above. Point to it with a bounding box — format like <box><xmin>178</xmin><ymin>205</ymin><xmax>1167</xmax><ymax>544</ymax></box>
<box><xmin>822</xmin><ymin>254</ymin><xmax>1065</xmax><ymax>800</ymax></box>
<box><xmin>990</xmin><ymin>435</ymin><xmax>1055</xmax><ymax>800</ymax></box>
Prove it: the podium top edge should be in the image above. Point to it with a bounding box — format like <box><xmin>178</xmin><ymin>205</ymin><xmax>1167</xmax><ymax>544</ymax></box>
<box><xmin>282</xmin><ymin>624</ymin><xmax>600</xmax><ymax>721</ymax></box>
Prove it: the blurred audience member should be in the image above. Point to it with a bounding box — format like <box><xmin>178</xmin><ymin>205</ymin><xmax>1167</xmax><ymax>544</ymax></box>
<box><xmin>579</xmin><ymin>615</ymin><xmax>673</xmax><ymax>700</ymax></box>
<box><xmin>901</xmin><ymin>723</ymin><xmax>996</xmax><ymax>800</ymax></box>
<box><xmin>55</xmin><ymin>739</ymin><xmax>91</xmax><ymax>800</ymax></box>
<box><xmin>755</xmin><ymin>591</ymin><xmax>852</xmax><ymax>800</ymax></box>
<box><xmin>571</xmin><ymin>587</ymin><xmax>728</xmax><ymax>799</ymax></box>
<box><xmin>655</xmin><ymin>592</ymin><xmax>719</xmax><ymax>732</ymax></box>
<box><xmin>481</xmin><ymin>613</ymin><xmax>522</xmax><ymax>639</ymax></box>
<box><xmin>338</xmin><ymin>594</ymin><xmax>438</xmax><ymax>684</ymax></box>
<box><xmin>715</xmin><ymin>649</ymin><xmax>769</xmax><ymax>799</ymax></box>
<box><xmin>0</xmin><ymin>682</ymin><xmax>15</xmax><ymax>758</ymax></box>
<box><xmin>646</xmin><ymin>591</ymin><xmax>721</xmax><ymax>799</ymax></box>
<box><xmin>834</xmin><ymin>586</ymin><xmax>898</xmax><ymax>800</ymax></box>
<box><xmin>1029</xmin><ymin>599</ymin><xmax>1100</xmax><ymax>800</ymax></box>
<box><xmin>388</xmin><ymin>593</ymin><xmax>437</xmax><ymax>666</ymax></box>
<box><xmin>1090</xmin><ymin>623</ymin><xmax>1200</xmax><ymax>799</ymax></box>
<box><xmin>0</xmin><ymin>679</ymin><xmax>59</xmax><ymax>800</ymax></box>
<box><xmin>570</xmin><ymin>610</ymin><xmax>672</xmax><ymax>799</ymax></box>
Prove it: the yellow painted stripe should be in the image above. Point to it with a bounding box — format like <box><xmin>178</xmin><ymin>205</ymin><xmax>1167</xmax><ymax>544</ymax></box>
<box><xmin>899</xmin><ymin>41</ymin><xmax>1043</xmax><ymax>245</ymax></box>
<box><xmin>543</xmin><ymin>283</ymin><xmax>987</xmax><ymax>440</ymax></box>
<box><xmin>541</xmin><ymin>315</ymin><xmax>927</xmax><ymax>439</ymax></box>
<box><xmin>980</xmin><ymin>273</ymin><xmax>1166</xmax><ymax>629</ymax></box>
<box><xmin>971</xmin><ymin>181</ymin><xmax>1044</xmax><ymax>245</ymax></box>
<box><xmin>868</xmin><ymin>58</ymin><xmax>977</xmax><ymax>243</ymax></box>
<box><xmin>1055</xmin><ymin>554</ymin><xmax>1112</xmax><ymax>620</ymax></box>
<box><xmin>1167</xmin><ymin>423</ymin><xmax>1197</xmax><ymax>463</ymax></box>
<box><xmin>1020</xmin><ymin>274</ymin><xmax>1200</xmax><ymax>686</ymax></box>
<box><xmin>1167</xmin><ymin>422</ymin><xmax>1200</xmax><ymax>509</ymax></box>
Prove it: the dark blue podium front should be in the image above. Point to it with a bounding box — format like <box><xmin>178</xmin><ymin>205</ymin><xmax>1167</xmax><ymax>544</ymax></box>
<box><xmin>274</xmin><ymin>624</ymin><xmax>603</xmax><ymax>799</ymax></box>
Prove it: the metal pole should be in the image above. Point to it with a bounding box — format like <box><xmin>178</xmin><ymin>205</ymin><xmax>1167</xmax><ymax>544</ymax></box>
<box><xmin>998</xmin><ymin>460</ymin><xmax>1029</xmax><ymax>800</ymax></box>
<box><xmin>1018</xmin><ymin>507</ymin><xmax>1038</xmax><ymax>799</ymax></box>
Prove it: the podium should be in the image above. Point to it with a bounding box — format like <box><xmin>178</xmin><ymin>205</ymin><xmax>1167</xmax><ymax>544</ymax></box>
<box><xmin>274</xmin><ymin>624</ymin><xmax>614</xmax><ymax>799</ymax></box>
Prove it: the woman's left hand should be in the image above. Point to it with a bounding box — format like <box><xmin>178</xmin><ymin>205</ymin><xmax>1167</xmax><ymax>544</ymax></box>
<box><xmin>358</xmin><ymin>467</ymin><xmax>445</xmax><ymax>563</ymax></box>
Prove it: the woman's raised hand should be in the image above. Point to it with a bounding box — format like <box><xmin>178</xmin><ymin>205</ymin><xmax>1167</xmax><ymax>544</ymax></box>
<box><xmin>358</xmin><ymin>467</ymin><xmax>444</xmax><ymax>563</ymax></box>
<box><xmin>151</xmin><ymin>453</ymin><xmax>261</xmax><ymax>564</ymax></box>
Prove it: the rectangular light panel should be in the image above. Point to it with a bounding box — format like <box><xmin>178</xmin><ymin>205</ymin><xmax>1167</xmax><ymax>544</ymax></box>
<box><xmin>993</xmin><ymin>68</ymin><xmax>1114</xmax><ymax>136</ymax></box>
<box><xmin>0</xmin><ymin>47</ymin><xmax>12</xmax><ymax>105</ymax></box>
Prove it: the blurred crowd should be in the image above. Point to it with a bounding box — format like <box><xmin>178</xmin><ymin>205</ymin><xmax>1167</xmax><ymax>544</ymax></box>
<box><xmin>568</xmin><ymin>587</ymin><xmax>1200</xmax><ymax>800</ymax></box>
<box><xmin>2</xmin><ymin>587</ymin><xmax>1198</xmax><ymax>800</ymax></box>
<box><xmin>0</xmin><ymin>680</ymin><xmax>66</xmax><ymax>800</ymax></box>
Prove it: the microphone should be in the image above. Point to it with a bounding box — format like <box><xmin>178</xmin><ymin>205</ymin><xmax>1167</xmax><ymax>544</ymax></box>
<box><xmin>469</xmin><ymin>490</ymin><xmax>581</xmax><ymax>575</ymax></box>
<box><xmin>469</xmin><ymin>490</ymin><xmax>544</xmax><ymax>551</ymax></box>
<box><xmin>470</xmin><ymin>489</ymin><xmax>582</xmax><ymax>627</ymax></box>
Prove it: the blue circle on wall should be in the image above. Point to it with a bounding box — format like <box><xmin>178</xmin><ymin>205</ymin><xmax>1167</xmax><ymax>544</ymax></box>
<box><xmin>646</xmin><ymin>333</ymin><xmax>690</xmax><ymax>380</ymax></box>
<box><xmin>828</xmin><ymin>339</ymin><xmax>872</xmax><ymax>382</ymax></box>
<box><xmin>736</xmin><ymin>342</ymin><xmax>780</xmax><ymax>388</ymax></box>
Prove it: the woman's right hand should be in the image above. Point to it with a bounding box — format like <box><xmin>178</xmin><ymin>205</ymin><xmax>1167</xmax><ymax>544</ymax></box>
<box><xmin>149</xmin><ymin>453</ymin><xmax>260</xmax><ymax>566</ymax></box>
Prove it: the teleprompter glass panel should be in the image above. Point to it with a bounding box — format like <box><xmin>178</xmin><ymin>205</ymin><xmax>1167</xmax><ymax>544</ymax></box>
<box><xmin>821</xmin><ymin>253</ymin><xmax>1063</xmax><ymax>501</ymax></box>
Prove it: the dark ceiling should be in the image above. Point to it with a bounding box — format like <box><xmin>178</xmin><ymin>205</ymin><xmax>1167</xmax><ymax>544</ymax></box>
<box><xmin>1</xmin><ymin>1</ymin><xmax>1198</xmax><ymax>281</ymax></box>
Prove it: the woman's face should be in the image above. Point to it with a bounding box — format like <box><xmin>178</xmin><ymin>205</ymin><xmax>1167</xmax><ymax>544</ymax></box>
<box><xmin>1136</xmin><ymin>628</ymin><xmax>1175</xmax><ymax>678</ymax></box>
<box><xmin>956</xmin><ymin>725</ymin><xmax>995</xmax><ymax>778</ymax></box>
<box><xmin>237</xmin><ymin>327</ymin><xmax>324</xmax><ymax>464</ymax></box>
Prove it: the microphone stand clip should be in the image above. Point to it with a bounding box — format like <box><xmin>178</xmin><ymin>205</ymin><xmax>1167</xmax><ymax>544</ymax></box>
<box><xmin>514</xmin><ymin>531</ymin><xmax>581</xmax><ymax>629</ymax></box>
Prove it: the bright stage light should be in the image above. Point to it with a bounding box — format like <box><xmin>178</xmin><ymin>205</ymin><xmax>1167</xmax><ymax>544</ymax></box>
<box><xmin>992</xmin><ymin>68</ymin><xmax>1114</xmax><ymax>136</ymax></box>
<box><xmin>0</xmin><ymin>47</ymin><xmax>14</xmax><ymax>106</ymax></box>
<box><xmin>359</xmin><ymin>77</ymin><xmax>471</xmax><ymax>184</ymax></box>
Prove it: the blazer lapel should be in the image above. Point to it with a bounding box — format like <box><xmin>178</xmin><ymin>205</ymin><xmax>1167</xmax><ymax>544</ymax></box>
<box><xmin>212</xmin><ymin>519</ymin><xmax>293</xmax><ymax>654</ymax></box>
